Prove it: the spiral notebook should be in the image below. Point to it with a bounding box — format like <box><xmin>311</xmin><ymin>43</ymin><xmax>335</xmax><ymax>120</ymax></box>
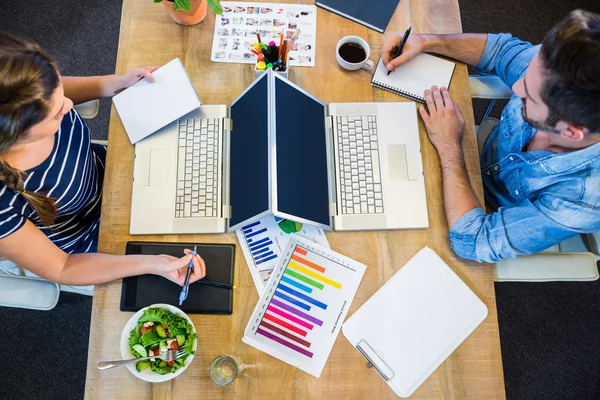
<box><xmin>371</xmin><ymin>55</ymin><xmax>455</xmax><ymax>103</ymax></box>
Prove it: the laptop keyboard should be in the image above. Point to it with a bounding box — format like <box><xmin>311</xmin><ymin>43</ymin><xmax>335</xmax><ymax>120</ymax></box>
<box><xmin>175</xmin><ymin>118</ymin><xmax>220</xmax><ymax>218</ymax></box>
<box><xmin>336</xmin><ymin>115</ymin><xmax>385</xmax><ymax>215</ymax></box>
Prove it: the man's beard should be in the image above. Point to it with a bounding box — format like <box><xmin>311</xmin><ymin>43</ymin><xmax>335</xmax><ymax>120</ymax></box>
<box><xmin>521</xmin><ymin>99</ymin><xmax>561</xmax><ymax>134</ymax></box>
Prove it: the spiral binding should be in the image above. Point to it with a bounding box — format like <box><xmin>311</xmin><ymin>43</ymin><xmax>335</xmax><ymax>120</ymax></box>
<box><xmin>372</xmin><ymin>81</ymin><xmax>425</xmax><ymax>104</ymax></box>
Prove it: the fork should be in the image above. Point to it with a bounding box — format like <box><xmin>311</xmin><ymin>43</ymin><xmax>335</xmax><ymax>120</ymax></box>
<box><xmin>98</xmin><ymin>348</ymin><xmax>187</xmax><ymax>370</ymax></box>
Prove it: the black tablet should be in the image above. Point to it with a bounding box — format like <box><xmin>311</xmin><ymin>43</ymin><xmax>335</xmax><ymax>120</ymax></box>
<box><xmin>120</xmin><ymin>241</ymin><xmax>235</xmax><ymax>314</ymax></box>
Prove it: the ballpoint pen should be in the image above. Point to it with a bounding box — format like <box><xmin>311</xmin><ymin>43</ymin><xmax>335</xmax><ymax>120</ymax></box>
<box><xmin>388</xmin><ymin>26</ymin><xmax>412</xmax><ymax>76</ymax></box>
<box><xmin>178</xmin><ymin>245</ymin><xmax>197</xmax><ymax>306</ymax></box>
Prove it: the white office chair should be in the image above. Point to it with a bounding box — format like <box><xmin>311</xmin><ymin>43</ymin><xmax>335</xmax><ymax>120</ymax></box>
<box><xmin>0</xmin><ymin>100</ymin><xmax>103</xmax><ymax>310</ymax></box>
<box><xmin>469</xmin><ymin>75</ymin><xmax>599</xmax><ymax>282</ymax></box>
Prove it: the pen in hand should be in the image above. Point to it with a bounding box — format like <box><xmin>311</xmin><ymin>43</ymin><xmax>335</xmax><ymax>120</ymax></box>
<box><xmin>178</xmin><ymin>245</ymin><xmax>197</xmax><ymax>306</ymax></box>
<box><xmin>388</xmin><ymin>26</ymin><xmax>412</xmax><ymax>76</ymax></box>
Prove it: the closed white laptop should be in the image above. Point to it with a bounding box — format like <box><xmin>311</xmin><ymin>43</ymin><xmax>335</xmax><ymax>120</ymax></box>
<box><xmin>342</xmin><ymin>247</ymin><xmax>488</xmax><ymax>398</ymax></box>
<box><xmin>130</xmin><ymin>69</ymin><xmax>428</xmax><ymax>234</ymax></box>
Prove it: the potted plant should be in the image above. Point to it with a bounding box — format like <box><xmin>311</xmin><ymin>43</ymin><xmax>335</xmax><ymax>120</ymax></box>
<box><xmin>157</xmin><ymin>0</ymin><xmax>223</xmax><ymax>25</ymax></box>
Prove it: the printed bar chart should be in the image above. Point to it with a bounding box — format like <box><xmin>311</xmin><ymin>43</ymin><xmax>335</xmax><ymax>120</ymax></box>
<box><xmin>241</xmin><ymin>220</ymin><xmax>278</xmax><ymax>265</ymax></box>
<box><xmin>235</xmin><ymin>215</ymin><xmax>330</xmax><ymax>295</ymax></box>
<box><xmin>243</xmin><ymin>235</ymin><xmax>366</xmax><ymax>377</ymax></box>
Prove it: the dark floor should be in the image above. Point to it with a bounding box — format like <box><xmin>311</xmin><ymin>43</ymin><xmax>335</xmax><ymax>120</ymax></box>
<box><xmin>2</xmin><ymin>1</ymin><xmax>600</xmax><ymax>400</ymax></box>
<box><xmin>0</xmin><ymin>293</ymin><xmax>92</xmax><ymax>400</ymax></box>
<box><xmin>0</xmin><ymin>0</ymin><xmax>122</xmax><ymax>141</ymax></box>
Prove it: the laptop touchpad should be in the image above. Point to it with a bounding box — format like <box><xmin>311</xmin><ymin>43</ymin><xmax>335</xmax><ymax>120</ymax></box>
<box><xmin>387</xmin><ymin>145</ymin><xmax>408</xmax><ymax>181</ymax></box>
<box><xmin>148</xmin><ymin>149</ymin><xmax>169</xmax><ymax>186</ymax></box>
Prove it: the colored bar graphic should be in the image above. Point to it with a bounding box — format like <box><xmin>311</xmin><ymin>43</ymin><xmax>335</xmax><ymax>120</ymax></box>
<box><xmin>291</xmin><ymin>254</ymin><xmax>326</xmax><ymax>273</ymax></box>
<box><xmin>250</xmin><ymin>240</ymin><xmax>273</xmax><ymax>252</ymax></box>
<box><xmin>246</xmin><ymin>228</ymin><xmax>267</xmax><ymax>238</ymax></box>
<box><xmin>252</xmin><ymin>247</ymin><xmax>270</xmax><ymax>256</ymax></box>
<box><xmin>295</xmin><ymin>246</ymin><xmax>308</xmax><ymax>256</ymax></box>
<box><xmin>257</xmin><ymin>328</ymin><xmax>313</xmax><ymax>358</ymax></box>
<box><xmin>257</xmin><ymin>254</ymin><xmax>277</xmax><ymax>264</ymax></box>
<box><xmin>281</xmin><ymin>275</ymin><xmax>312</xmax><ymax>293</ymax></box>
<box><xmin>260</xmin><ymin>320</ymin><xmax>311</xmax><ymax>348</ymax></box>
<box><xmin>271</xmin><ymin>298</ymin><xmax>323</xmax><ymax>326</ymax></box>
<box><xmin>274</xmin><ymin>290</ymin><xmax>311</xmax><ymax>311</ymax></box>
<box><xmin>242</xmin><ymin>221</ymin><xmax>261</xmax><ymax>230</ymax></box>
<box><xmin>255</xmin><ymin>251</ymin><xmax>275</xmax><ymax>261</ymax></box>
<box><xmin>267</xmin><ymin>305</ymin><xmax>313</xmax><ymax>329</ymax></box>
<box><xmin>249</xmin><ymin>237</ymin><xmax>269</xmax><ymax>249</ymax></box>
<box><xmin>243</xmin><ymin>221</ymin><xmax>278</xmax><ymax>266</ymax></box>
<box><xmin>278</xmin><ymin>283</ymin><xmax>328</xmax><ymax>310</ymax></box>
<box><xmin>288</xmin><ymin>261</ymin><xmax>342</xmax><ymax>289</ymax></box>
<box><xmin>264</xmin><ymin>313</ymin><xmax>308</xmax><ymax>336</ymax></box>
<box><xmin>285</xmin><ymin>268</ymin><xmax>324</xmax><ymax>290</ymax></box>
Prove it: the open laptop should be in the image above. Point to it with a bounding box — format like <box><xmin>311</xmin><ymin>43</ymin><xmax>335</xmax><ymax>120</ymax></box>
<box><xmin>130</xmin><ymin>69</ymin><xmax>428</xmax><ymax>234</ymax></box>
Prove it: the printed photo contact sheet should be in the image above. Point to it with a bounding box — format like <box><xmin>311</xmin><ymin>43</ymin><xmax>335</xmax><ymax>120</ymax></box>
<box><xmin>211</xmin><ymin>2</ymin><xmax>317</xmax><ymax>66</ymax></box>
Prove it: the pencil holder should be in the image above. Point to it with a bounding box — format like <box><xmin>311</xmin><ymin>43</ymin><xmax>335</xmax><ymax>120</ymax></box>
<box><xmin>255</xmin><ymin>64</ymin><xmax>289</xmax><ymax>80</ymax></box>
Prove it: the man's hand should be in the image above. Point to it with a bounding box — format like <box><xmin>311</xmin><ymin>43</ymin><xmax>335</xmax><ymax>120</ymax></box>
<box><xmin>381</xmin><ymin>34</ymin><xmax>426</xmax><ymax>72</ymax></box>
<box><xmin>419</xmin><ymin>85</ymin><xmax>481</xmax><ymax>230</ymax></box>
<box><xmin>419</xmin><ymin>86</ymin><xmax>465</xmax><ymax>154</ymax></box>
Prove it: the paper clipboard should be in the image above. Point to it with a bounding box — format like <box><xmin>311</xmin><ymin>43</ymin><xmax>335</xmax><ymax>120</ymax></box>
<box><xmin>342</xmin><ymin>247</ymin><xmax>488</xmax><ymax>398</ymax></box>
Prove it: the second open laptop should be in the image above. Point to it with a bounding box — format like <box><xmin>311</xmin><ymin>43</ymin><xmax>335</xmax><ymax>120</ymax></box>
<box><xmin>130</xmin><ymin>69</ymin><xmax>428</xmax><ymax>234</ymax></box>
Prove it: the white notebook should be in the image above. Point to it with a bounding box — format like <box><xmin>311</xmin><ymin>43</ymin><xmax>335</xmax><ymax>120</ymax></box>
<box><xmin>371</xmin><ymin>54</ymin><xmax>455</xmax><ymax>103</ymax></box>
<box><xmin>342</xmin><ymin>247</ymin><xmax>488</xmax><ymax>398</ymax></box>
<box><xmin>113</xmin><ymin>58</ymin><xmax>201</xmax><ymax>144</ymax></box>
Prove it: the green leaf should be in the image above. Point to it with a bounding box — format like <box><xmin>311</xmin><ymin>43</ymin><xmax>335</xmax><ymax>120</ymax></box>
<box><xmin>140</xmin><ymin>330</ymin><xmax>164</xmax><ymax>347</ymax></box>
<box><xmin>138</xmin><ymin>307</ymin><xmax>167</xmax><ymax>323</ymax></box>
<box><xmin>173</xmin><ymin>0</ymin><xmax>191</xmax><ymax>12</ymax></box>
<box><xmin>207</xmin><ymin>0</ymin><xmax>222</xmax><ymax>15</ymax></box>
<box><xmin>153</xmin><ymin>0</ymin><xmax>162</xmax><ymax>3</ymax></box>
<box><xmin>150</xmin><ymin>363</ymin><xmax>176</xmax><ymax>375</ymax></box>
<box><xmin>129</xmin><ymin>322</ymin><xmax>143</xmax><ymax>347</ymax></box>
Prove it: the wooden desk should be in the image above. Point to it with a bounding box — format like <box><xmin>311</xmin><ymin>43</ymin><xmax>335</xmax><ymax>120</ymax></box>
<box><xmin>84</xmin><ymin>0</ymin><xmax>505</xmax><ymax>398</ymax></box>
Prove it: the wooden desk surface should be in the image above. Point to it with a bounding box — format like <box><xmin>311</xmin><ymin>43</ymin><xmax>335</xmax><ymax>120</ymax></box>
<box><xmin>84</xmin><ymin>0</ymin><xmax>506</xmax><ymax>398</ymax></box>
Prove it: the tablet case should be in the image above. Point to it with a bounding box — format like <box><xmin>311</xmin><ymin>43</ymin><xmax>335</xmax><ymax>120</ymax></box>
<box><xmin>120</xmin><ymin>241</ymin><xmax>235</xmax><ymax>314</ymax></box>
<box><xmin>316</xmin><ymin>0</ymin><xmax>400</xmax><ymax>33</ymax></box>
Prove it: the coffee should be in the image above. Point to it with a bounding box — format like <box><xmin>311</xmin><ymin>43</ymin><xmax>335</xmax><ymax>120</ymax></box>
<box><xmin>338</xmin><ymin>42</ymin><xmax>367</xmax><ymax>64</ymax></box>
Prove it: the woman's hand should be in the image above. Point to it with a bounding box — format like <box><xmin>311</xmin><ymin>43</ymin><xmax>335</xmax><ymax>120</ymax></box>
<box><xmin>151</xmin><ymin>249</ymin><xmax>207</xmax><ymax>286</ymax></box>
<box><xmin>111</xmin><ymin>66</ymin><xmax>160</xmax><ymax>95</ymax></box>
<box><xmin>381</xmin><ymin>34</ymin><xmax>427</xmax><ymax>72</ymax></box>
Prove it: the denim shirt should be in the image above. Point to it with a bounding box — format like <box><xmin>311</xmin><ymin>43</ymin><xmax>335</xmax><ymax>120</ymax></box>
<box><xmin>448</xmin><ymin>33</ymin><xmax>600</xmax><ymax>263</ymax></box>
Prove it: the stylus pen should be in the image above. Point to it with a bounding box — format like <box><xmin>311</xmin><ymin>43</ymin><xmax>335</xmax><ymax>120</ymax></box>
<box><xmin>178</xmin><ymin>245</ymin><xmax>197</xmax><ymax>306</ymax></box>
<box><xmin>196</xmin><ymin>278</ymin><xmax>237</xmax><ymax>290</ymax></box>
<box><xmin>388</xmin><ymin>26</ymin><xmax>412</xmax><ymax>76</ymax></box>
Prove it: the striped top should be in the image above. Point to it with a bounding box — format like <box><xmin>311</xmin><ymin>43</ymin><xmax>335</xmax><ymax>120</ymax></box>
<box><xmin>0</xmin><ymin>109</ymin><xmax>106</xmax><ymax>254</ymax></box>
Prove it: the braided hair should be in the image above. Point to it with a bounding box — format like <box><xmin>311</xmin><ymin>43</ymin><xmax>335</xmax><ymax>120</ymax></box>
<box><xmin>0</xmin><ymin>32</ymin><xmax>60</xmax><ymax>226</ymax></box>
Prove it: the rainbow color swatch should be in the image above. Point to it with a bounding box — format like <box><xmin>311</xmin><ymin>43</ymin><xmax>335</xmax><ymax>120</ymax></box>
<box><xmin>243</xmin><ymin>235</ymin><xmax>366</xmax><ymax>377</ymax></box>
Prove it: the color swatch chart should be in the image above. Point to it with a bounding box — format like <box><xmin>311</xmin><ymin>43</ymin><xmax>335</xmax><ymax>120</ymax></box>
<box><xmin>236</xmin><ymin>215</ymin><xmax>329</xmax><ymax>294</ymax></box>
<box><xmin>243</xmin><ymin>235</ymin><xmax>366</xmax><ymax>377</ymax></box>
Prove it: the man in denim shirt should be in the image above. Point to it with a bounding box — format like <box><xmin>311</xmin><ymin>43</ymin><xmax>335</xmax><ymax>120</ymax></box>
<box><xmin>380</xmin><ymin>10</ymin><xmax>600</xmax><ymax>262</ymax></box>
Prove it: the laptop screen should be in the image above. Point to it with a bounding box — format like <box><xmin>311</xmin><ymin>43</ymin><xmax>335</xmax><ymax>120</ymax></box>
<box><xmin>274</xmin><ymin>77</ymin><xmax>330</xmax><ymax>227</ymax></box>
<box><xmin>229</xmin><ymin>74</ymin><xmax>270</xmax><ymax>227</ymax></box>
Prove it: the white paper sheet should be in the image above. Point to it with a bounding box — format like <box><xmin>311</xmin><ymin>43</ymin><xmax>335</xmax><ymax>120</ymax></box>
<box><xmin>112</xmin><ymin>58</ymin><xmax>200</xmax><ymax>144</ymax></box>
<box><xmin>243</xmin><ymin>235</ymin><xmax>366</xmax><ymax>377</ymax></box>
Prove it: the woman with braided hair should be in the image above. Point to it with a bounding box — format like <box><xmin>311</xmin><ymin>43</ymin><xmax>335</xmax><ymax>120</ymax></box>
<box><xmin>0</xmin><ymin>32</ymin><xmax>206</xmax><ymax>286</ymax></box>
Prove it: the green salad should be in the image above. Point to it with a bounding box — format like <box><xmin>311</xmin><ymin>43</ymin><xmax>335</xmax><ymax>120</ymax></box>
<box><xmin>128</xmin><ymin>307</ymin><xmax>197</xmax><ymax>375</ymax></box>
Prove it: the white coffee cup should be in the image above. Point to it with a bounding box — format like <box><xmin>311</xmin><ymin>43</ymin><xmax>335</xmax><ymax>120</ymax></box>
<box><xmin>336</xmin><ymin>36</ymin><xmax>374</xmax><ymax>71</ymax></box>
